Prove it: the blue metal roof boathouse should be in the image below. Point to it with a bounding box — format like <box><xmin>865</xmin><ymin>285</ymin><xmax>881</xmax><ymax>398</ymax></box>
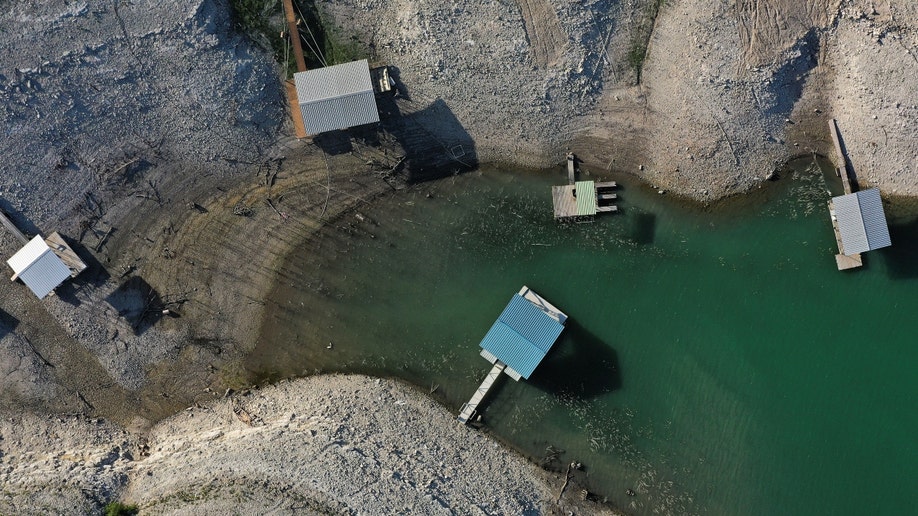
<box><xmin>458</xmin><ymin>286</ymin><xmax>567</xmax><ymax>424</ymax></box>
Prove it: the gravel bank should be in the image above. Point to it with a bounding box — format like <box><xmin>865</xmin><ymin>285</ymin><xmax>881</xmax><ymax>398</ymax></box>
<box><xmin>1</xmin><ymin>375</ymin><xmax>619</xmax><ymax>515</ymax></box>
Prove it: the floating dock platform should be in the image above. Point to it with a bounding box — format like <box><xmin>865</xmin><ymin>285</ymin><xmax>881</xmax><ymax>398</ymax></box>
<box><xmin>552</xmin><ymin>181</ymin><xmax>618</xmax><ymax>220</ymax></box>
<box><xmin>553</xmin><ymin>153</ymin><xmax>617</xmax><ymax>221</ymax></box>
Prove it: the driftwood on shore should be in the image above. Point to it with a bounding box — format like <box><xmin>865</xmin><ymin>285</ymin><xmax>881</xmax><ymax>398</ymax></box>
<box><xmin>557</xmin><ymin>461</ymin><xmax>580</xmax><ymax>504</ymax></box>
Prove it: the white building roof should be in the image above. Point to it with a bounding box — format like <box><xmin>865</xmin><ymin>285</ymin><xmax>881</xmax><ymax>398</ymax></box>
<box><xmin>833</xmin><ymin>188</ymin><xmax>892</xmax><ymax>255</ymax></box>
<box><xmin>293</xmin><ymin>59</ymin><xmax>380</xmax><ymax>135</ymax></box>
<box><xmin>6</xmin><ymin>235</ymin><xmax>72</xmax><ymax>299</ymax></box>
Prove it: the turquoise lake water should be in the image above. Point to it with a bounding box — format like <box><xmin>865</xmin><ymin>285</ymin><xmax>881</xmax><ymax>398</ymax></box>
<box><xmin>248</xmin><ymin>159</ymin><xmax>918</xmax><ymax>515</ymax></box>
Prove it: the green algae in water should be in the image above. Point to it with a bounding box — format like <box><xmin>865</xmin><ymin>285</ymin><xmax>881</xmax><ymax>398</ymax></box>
<box><xmin>248</xmin><ymin>160</ymin><xmax>918</xmax><ymax>515</ymax></box>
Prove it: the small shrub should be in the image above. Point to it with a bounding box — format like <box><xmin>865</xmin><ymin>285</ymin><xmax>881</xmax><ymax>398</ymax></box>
<box><xmin>105</xmin><ymin>501</ymin><xmax>139</xmax><ymax>516</ymax></box>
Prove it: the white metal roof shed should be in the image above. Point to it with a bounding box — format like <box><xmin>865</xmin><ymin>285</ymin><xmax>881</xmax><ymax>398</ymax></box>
<box><xmin>7</xmin><ymin>235</ymin><xmax>72</xmax><ymax>299</ymax></box>
<box><xmin>833</xmin><ymin>188</ymin><xmax>892</xmax><ymax>255</ymax></box>
<box><xmin>293</xmin><ymin>59</ymin><xmax>380</xmax><ymax>135</ymax></box>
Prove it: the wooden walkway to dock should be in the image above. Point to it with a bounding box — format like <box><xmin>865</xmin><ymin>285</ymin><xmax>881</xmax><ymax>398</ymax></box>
<box><xmin>282</xmin><ymin>0</ymin><xmax>309</xmax><ymax>139</ymax></box>
<box><xmin>827</xmin><ymin>119</ymin><xmax>862</xmax><ymax>270</ymax></box>
<box><xmin>829</xmin><ymin>119</ymin><xmax>853</xmax><ymax>195</ymax></box>
<box><xmin>457</xmin><ymin>361</ymin><xmax>505</xmax><ymax>424</ymax></box>
<box><xmin>285</xmin><ymin>80</ymin><xmax>308</xmax><ymax>139</ymax></box>
<box><xmin>566</xmin><ymin>153</ymin><xmax>576</xmax><ymax>184</ymax></box>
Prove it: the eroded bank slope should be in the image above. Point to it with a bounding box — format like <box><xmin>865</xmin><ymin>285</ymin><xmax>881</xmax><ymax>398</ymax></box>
<box><xmin>323</xmin><ymin>0</ymin><xmax>917</xmax><ymax>200</ymax></box>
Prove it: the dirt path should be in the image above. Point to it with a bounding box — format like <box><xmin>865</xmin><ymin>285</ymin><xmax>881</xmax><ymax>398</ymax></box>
<box><xmin>735</xmin><ymin>0</ymin><xmax>841</xmax><ymax>67</ymax></box>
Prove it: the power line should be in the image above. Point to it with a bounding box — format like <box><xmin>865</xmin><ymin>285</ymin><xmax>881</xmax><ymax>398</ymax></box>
<box><xmin>292</xmin><ymin>0</ymin><xmax>328</xmax><ymax>66</ymax></box>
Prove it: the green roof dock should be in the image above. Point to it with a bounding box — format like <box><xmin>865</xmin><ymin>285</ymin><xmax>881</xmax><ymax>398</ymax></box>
<box><xmin>552</xmin><ymin>153</ymin><xmax>618</xmax><ymax>221</ymax></box>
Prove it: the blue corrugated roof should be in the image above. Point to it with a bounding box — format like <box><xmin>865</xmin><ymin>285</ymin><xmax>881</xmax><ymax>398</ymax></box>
<box><xmin>479</xmin><ymin>294</ymin><xmax>565</xmax><ymax>379</ymax></box>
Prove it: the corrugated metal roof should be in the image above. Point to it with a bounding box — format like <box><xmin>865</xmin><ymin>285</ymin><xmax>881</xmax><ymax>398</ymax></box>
<box><xmin>6</xmin><ymin>235</ymin><xmax>71</xmax><ymax>299</ymax></box>
<box><xmin>834</xmin><ymin>193</ymin><xmax>868</xmax><ymax>254</ymax></box>
<box><xmin>575</xmin><ymin>181</ymin><xmax>596</xmax><ymax>216</ymax></box>
<box><xmin>480</xmin><ymin>321</ymin><xmax>544</xmax><ymax>379</ymax></box>
<box><xmin>479</xmin><ymin>294</ymin><xmax>565</xmax><ymax>379</ymax></box>
<box><xmin>833</xmin><ymin>189</ymin><xmax>891</xmax><ymax>255</ymax></box>
<box><xmin>7</xmin><ymin>235</ymin><xmax>49</xmax><ymax>274</ymax></box>
<box><xmin>857</xmin><ymin>189</ymin><xmax>891</xmax><ymax>250</ymax></box>
<box><xmin>498</xmin><ymin>295</ymin><xmax>563</xmax><ymax>352</ymax></box>
<box><xmin>293</xmin><ymin>59</ymin><xmax>379</xmax><ymax>135</ymax></box>
<box><xmin>299</xmin><ymin>92</ymin><xmax>379</xmax><ymax>134</ymax></box>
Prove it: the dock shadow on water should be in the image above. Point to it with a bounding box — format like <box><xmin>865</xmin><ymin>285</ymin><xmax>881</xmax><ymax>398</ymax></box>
<box><xmin>530</xmin><ymin>320</ymin><xmax>621</xmax><ymax>398</ymax></box>
<box><xmin>879</xmin><ymin>216</ymin><xmax>918</xmax><ymax>279</ymax></box>
<box><xmin>628</xmin><ymin>211</ymin><xmax>657</xmax><ymax>246</ymax></box>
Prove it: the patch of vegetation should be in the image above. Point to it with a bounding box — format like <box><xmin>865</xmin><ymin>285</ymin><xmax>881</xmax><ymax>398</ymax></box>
<box><xmin>104</xmin><ymin>502</ymin><xmax>139</xmax><ymax>516</ymax></box>
<box><xmin>228</xmin><ymin>0</ymin><xmax>289</xmax><ymax>71</ymax></box>
<box><xmin>228</xmin><ymin>0</ymin><xmax>368</xmax><ymax>78</ymax></box>
<box><xmin>628</xmin><ymin>0</ymin><xmax>666</xmax><ymax>83</ymax></box>
<box><xmin>228</xmin><ymin>0</ymin><xmax>278</xmax><ymax>49</ymax></box>
<box><xmin>289</xmin><ymin>1</ymin><xmax>368</xmax><ymax>68</ymax></box>
<box><xmin>316</xmin><ymin>17</ymin><xmax>367</xmax><ymax>66</ymax></box>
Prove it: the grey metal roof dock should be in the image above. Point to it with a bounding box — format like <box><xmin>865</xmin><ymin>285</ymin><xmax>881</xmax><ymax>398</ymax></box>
<box><xmin>293</xmin><ymin>59</ymin><xmax>380</xmax><ymax>135</ymax></box>
<box><xmin>457</xmin><ymin>286</ymin><xmax>567</xmax><ymax>425</ymax></box>
<box><xmin>826</xmin><ymin>119</ymin><xmax>892</xmax><ymax>270</ymax></box>
<box><xmin>7</xmin><ymin>235</ymin><xmax>74</xmax><ymax>299</ymax></box>
<box><xmin>829</xmin><ymin>189</ymin><xmax>892</xmax><ymax>269</ymax></box>
<box><xmin>2</xmin><ymin>208</ymin><xmax>87</xmax><ymax>299</ymax></box>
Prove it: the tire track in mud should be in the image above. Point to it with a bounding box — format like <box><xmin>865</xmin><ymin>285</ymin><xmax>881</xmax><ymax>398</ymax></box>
<box><xmin>514</xmin><ymin>0</ymin><xmax>567</xmax><ymax>67</ymax></box>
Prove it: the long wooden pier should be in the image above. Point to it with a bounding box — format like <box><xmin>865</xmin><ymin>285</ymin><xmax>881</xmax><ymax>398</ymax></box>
<box><xmin>829</xmin><ymin>119</ymin><xmax>853</xmax><ymax>195</ymax></box>
<box><xmin>827</xmin><ymin>119</ymin><xmax>861</xmax><ymax>270</ymax></box>
<box><xmin>566</xmin><ymin>152</ymin><xmax>576</xmax><ymax>184</ymax></box>
<box><xmin>282</xmin><ymin>0</ymin><xmax>309</xmax><ymax>139</ymax></box>
<box><xmin>282</xmin><ymin>0</ymin><xmax>307</xmax><ymax>72</ymax></box>
<box><xmin>457</xmin><ymin>361</ymin><xmax>505</xmax><ymax>424</ymax></box>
